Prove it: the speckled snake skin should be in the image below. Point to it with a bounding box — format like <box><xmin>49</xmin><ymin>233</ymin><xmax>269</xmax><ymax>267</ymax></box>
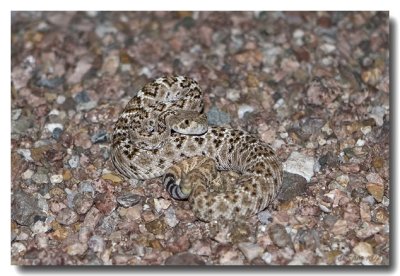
<box><xmin>111</xmin><ymin>76</ymin><xmax>283</xmax><ymax>221</ymax></box>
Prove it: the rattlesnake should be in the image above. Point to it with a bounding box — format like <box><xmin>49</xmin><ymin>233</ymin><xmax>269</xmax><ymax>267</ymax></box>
<box><xmin>111</xmin><ymin>76</ymin><xmax>283</xmax><ymax>221</ymax></box>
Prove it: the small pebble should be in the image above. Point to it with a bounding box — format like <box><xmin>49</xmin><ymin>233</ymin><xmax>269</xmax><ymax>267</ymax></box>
<box><xmin>356</xmin><ymin>139</ymin><xmax>365</xmax><ymax>147</ymax></box>
<box><xmin>101</xmin><ymin>173</ymin><xmax>123</xmax><ymax>184</ymax></box>
<box><xmin>45</xmin><ymin>123</ymin><xmax>63</xmax><ymax>133</ymax></box>
<box><xmin>268</xmin><ymin>224</ymin><xmax>293</xmax><ymax>249</ymax></box>
<box><xmin>36</xmin><ymin>76</ymin><xmax>64</xmax><ymax>89</ymax></box>
<box><xmin>373</xmin><ymin>207</ymin><xmax>389</xmax><ymax>224</ymax></box>
<box><xmin>261</xmin><ymin>252</ymin><xmax>272</xmax><ymax>264</ymax></box>
<box><xmin>79</xmin><ymin>180</ymin><xmax>95</xmax><ymax>195</ymax></box>
<box><xmin>56</xmin><ymin>208</ymin><xmax>79</xmax><ymax>225</ymax></box>
<box><xmin>17</xmin><ymin>149</ymin><xmax>34</xmax><ymax>162</ymax></box>
<box><xmin>88</xmin><ymin>235</ymin><xmax>105</xmax><ymax>253</ymax></box>
<box><xmin>154</xmin><ymin>198</ymin><xmax>171</xmax><ymax>213</ymax></box>
<box><xmin>66</xmin><ymin>189</ymin><xmax>78</xmax><ymax>208</ymax></box>
<box><xmin>293</xmin><ymin>29</ymin><xmax>305</xmax><ymax>39</ymax></box>
<box><xmin>12</xmin><ymin>191</ymin><xmax>44</xmax><ymax>226</ymax></box>
<box><xmin>257</xmin><ymin>210</ymin><xmax>273</xmax><ymax>225</ymax></box>
<box><xmin>237</xmin><ymin>104</ymin><xmax>255</xmax><ymax>119</ymax></box>
<box><xmin>52</xmin><ymin>127</ymin><xmax>63</xmax><ymax>140</ymax></box>
<box><xmin>278</xmin><ymin>172</ymin><xmax>307</xmax><ymax>200</ymax></box>
<box><xmin>63</xmin><ymin>170</ymin><xmax>72</xmax><ymax>181</ymax></box>
<box><xmin>366</xmin><ymin>173</ymin><xmax>384</xmax><ymax>185</ymax></box>
<box><xmin>91</xmin><ymin>131</ymin><xmax>108</xmax><ymax>144</ymax></box>
<box><xmin>12</xmin><ymin>109</ymin><xmax>22</xmax><ymax>121</ymax></box>
<box><xmin>83</xmin><ymin>207</ymin><xmax>102</xmax><ymax>230</ymax></box>
<box><xmin>372</xmin><ymin>157</ymin><xmax>384</xmax><ymax>169</ymax></box>
<box><xmin>122</xmin><ymin>205</ymin><xmax>142</xmax><ymax>221</ymax></box>
<box><xmin>73</xmin><ymin>193</ymin><xmax>94</xmax><ymax>214</ymax></box>
<box><xmin>56</xmin><ymin>95</ymin><xmax>66</xmax><ymax>104</ymax></box>
<box><xmin>353</xmin><ymin>242</ymin><xmax>373</xmax><ymax>257</ymax></box>
<box><xmin>369</xmin><ymin>106</ymin><xmax>385</xmax><ymax>126</ymax></box>
<box><xmin>11</xmin><ymin>242</ymin><xmax>27</xmax><ymax>256</ymax></box>
<box><xmin>31</xmin><ymin>220</ymin><xmax>51</xmax><ymax>234</ymax></box>
<box><xmin>50</xmin><ymin>174</ymin><xmax>63</xmax><ymax>184</ymax></box>
<box><xmin>22</xmin><ymin>169</ymin><xmax>34</xmax><ymax>180</ymax></box>
<box><xmin>116</xmin><ymin>193</ymin><xmax>142</xmax><ymax>208</ymax></box>
<box><xmin>77</xmin><ymin>101</ymin><xmax>97</xmax><ymax>111</ymax></box>
<box><xmin>35</xmin><ymin>234</ymin><xmax>48</xmax><ymax>249</ymax></box>
<box><xmin>165</xmin><ymin>252</ymin><xmax>205</xmax><ymax>265</ymax></box>
<box><xmin>362</xmin><ymin>68</ymin><xmax>382</xmax><ymax>86</ymax></box>
<box><xmin>164</xmin><ymin>206</ymin><xmax>179</xmax><ymax>228</ymax></box>
<box><xmin>284</xmin><ymin>151</ymin><xmax>315</xmax><ymax>182</ymax></box>
<box><xmin>230</xmin><ymin>221</ymin><xmax>252</xmax><ymax>243</ymax></box>
<box><xmin>189</xmin><ymin>239</ymin><xmax>211</xmax><ymax>256</ymax></box>
<box><xmin>140</xmin><ymin>210</ymin><xmax>155</xmax><ymax>222</ymax></box>
<box><xmin>362</xmin><ymin>195</ymin><xmax>376</xmax><ymax>205</ymax></box>
<box><xmin>74</xmin><ymin>90</ymin><xmax>90</xmax><ymax>103</ymax></box>
<box><xmin>238</xmin><ymin>242</ymin><xmax>263</xmax><ymax>261</ymax></box>
<box><xmin>68</xmin><ymin>155</ymin><xmax>80</xmax><ymax>168</ymax></box>
<box><xmin>356</xmin><ymin>222</ymin><xmax>384</xmax><ymax>239</ymax></box>
<box><xmin>336</xmin><ymin>174</ymin><xmax>349</xmax><ymax>187</ymax></box>
<box><xmin>361</xmin><ymin>126</ymin><xmax>372</xmax><ymax>135</ymax></box>
<box><xmin>67</xmin><ymin>58</ymin><xmax>93</xmax><ymax>84</ymax></box>
<box><xmin>366</xmin><ymin>183</ymin><xmax>384</xmax><ymax>202</ymax></box>
<box><xmin>32</xmin><ymin>172</ymin><xmax>49</xmax><ymax>184</ymax></box>
<box><xmin>95</xmin><ymin>192</ymin><xmax>117</xmax><ymax>215</ymax></box>
<box><xmin>218</xmin><ymin>249</ymin><xmax>244</xmax><ymax>265</ymax></box>
<box><xmin>67</xmin><ymin>243</ymin><xmax>88</xmax><ymax>256</ymax></box>
<box><xmin>101</xmin><ymin>52</ymin><xmax>120</xmax><ymax>75</ymax></box>
<box><xmin>320</xmin><ymin>43</ymin><xmax>336</xmax><ymax>54</ymax></box>
<box><xmin>145</xmin><ymin>218</ymin><xmax>168</xmax><ymax>235</ymax></box>
<box><xmin>226</xmin><ymin>89</ymin><xmax>240</xmax><ymax>101</ymax></box>
<box><xmin>331</xmin><ymin>219</ymin><xmax>348</xmax><ymax>235</ymax></box>
<box><xmin>360</xmin><ymin>202</ymin><xmax>371</xmax><ymax>222</ymax></box>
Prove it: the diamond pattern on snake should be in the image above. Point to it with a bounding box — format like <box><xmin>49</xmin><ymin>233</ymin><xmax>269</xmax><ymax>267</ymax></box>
<box><xmin>111</xmin><ymin>76</ymin><xmax>283</xmax><ymax>221</ymax></box>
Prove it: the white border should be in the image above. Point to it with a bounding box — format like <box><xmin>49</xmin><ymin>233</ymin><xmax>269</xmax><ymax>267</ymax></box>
<box><xmin>7</xmin><ymin>0</ymin><xmax>397</xmax><ymax>11</ymax></box>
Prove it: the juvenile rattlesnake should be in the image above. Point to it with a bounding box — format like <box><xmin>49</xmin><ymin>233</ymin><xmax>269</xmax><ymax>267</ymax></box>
<box><xmin>111</xmin><ymin>76</ymin><xmax>283</xmax><ymax>221</ymax></box>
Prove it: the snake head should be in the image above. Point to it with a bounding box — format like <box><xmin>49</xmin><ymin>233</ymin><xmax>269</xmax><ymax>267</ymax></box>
<box><xmin>171</xmin><ymin>113</ymin><xmax>208</xmax><ymax>135</ymax></box>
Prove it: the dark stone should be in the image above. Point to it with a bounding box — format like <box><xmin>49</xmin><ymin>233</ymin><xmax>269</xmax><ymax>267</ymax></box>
<box><xmin>12</xmin><ymin>190</ymin><xmax>45</xmax><ymax>226</ymax></box>
<box><xmin>116</xmin><ymin>193</ymin><xmax>142</xmax><ymax>208</ymax></box>
<box><xmin>33</xmin><ymin>214</ymin><xmax>47</xmax><ymax>223</ymax></box>
<box><xmin>91</xmin><ymin>131</ymin><xmax>108</xmax><ymax>144</ymax></box>
<box><xmin>52</xmin><ymin>127</ymin><xmax>63</xmax><ymax>140</ymax></box>
<box><xmin>268</xmin><ymin>224</ymin><xmax>293</xmax><ymax>249</ymax></box>
<box><xmin>74</xmin><ymin>90</ymin><xmax>90</xmax><ymax>103</ymax></box>
<box><xmin>318</xmin><ymin>152</ymin><xmax>339</xmax><ymax>170</ymax></box>
<box><xmin>277</xmin><ymin>172</ymin><xmax>307</xmax><ymax>201</ymax></box>
<box><xmin>165</xmin><ymin>252</ymin><xmax>205</xmax><ymax>265</ymax></box>
<box><xmin>35</xmin><ymin>76</ymin><xmax>64</xmax><ymax>89</ymax></box>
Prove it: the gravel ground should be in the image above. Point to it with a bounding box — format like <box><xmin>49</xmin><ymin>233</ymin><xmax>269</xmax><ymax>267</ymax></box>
<box><xmin>11</xmin><ymin>11</ymin><xmax>389</xmax><ymax>265</ymax></box>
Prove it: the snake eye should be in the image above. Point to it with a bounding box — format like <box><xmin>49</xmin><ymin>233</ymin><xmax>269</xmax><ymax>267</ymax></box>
<box><xmin>184</xmin><ymin>119</ymin><xmax>189</xmax><ymax>125</ymax></box>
